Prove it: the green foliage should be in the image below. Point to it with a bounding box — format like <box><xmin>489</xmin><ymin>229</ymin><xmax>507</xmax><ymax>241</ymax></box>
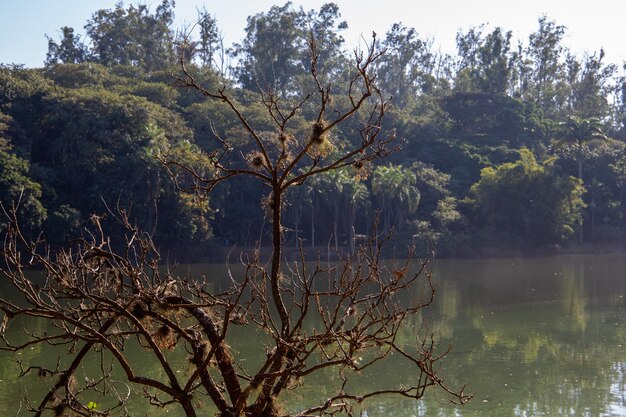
<box><xmin>119</xmin><ymin>81</ymin><xmax>180</xmax><ymax>109</ymax></box>
<box><xmin>231</xmin><ymin>3</ymin><xmax>307</xmax><ymax>93</ymax></box>
<box><xmin>0</xmin><ymin>65</ymin><xmax>50</xmax><ymax>109</ymax></box>
<box><xmin>524</xmin><ymin>16</ymin><xmax>567</xmax><ymax>116</ymax></box>
<box><xmin>455</xmin><ymin>26</ymin><xmax>514</xmax><ymax>95</ymax></box>
<box><xmin>434</xmin><ymin>196</ymin><xmax>461</xmax><ymax>227</ymax></box>
<box><xmin>372</xmin><ymin>164</ymin><xmax>421</xmax><ymax>231</ymax></box>
<box><xmin>43</xmin><ymin>62</ymin><xmax>126</xmax><ymax>89</ymax></box>
<box><xmin>469</xmin><ymin>149</ymin><xmax>584</xmax><ymax>248</ymax></box>
<box><xmin>555</xmin><ymin>116</ymin><xmax>608</xmax><ymax>150</ymax></box>
<box><xmin>305</xmin><ymin>168</ymin><xmax>370</xmax><ymax>246</ymax></box>
<box><xmin>5</xmin><ymin>3</ymin><xmax>626</xmax><ymax>254</ymax></box>
<box><xmin>305</xmin><ymin>2</ymin><xmax>348</xmax><ymax>78</ymax></box>
<box><xmin>91</xmin><ymin>1</ymin><xmax>175</xmax><ymax>70</ymax></box>
<box><xmin>231</xmin><ymin>2</ymin><xmax>347</xmax><ymax>94</ymax></box>
<box><xmin>27</xmin><ymin>85</ymin><xmax>206</xmax><ymax>246</ymax></box>
<box><xmin>0</xmin><ymin>125</ymin><xmax>46</xmax><ymax>234</ymax></box>
<box><xmin>44</xmin><ymin>204</ymin><xmax>82</xmax><ymax>246</ymax></box>
<box><xmin>442</xmin><ymin>92</ymin><xmax>545</xmax><ymax>148</ymax></box>
<box><xmin>375</xmin><ymin>23</ymin><xmax>435</xmax><ymax>108</ymax></box>
<box><xmin>196</xmin><ymin>7</ymin><xmax>221</xmax><ymax>68</ymax></box>
<box><xmin>568</xmin><ymin>50</ymin><xmax>616</xmax><ymax>119</ymax></box>
<box><xmin>45</xmin><ymin>26</ymin><xmax>89</xmax><ymax>65</ymax></box>
<box><xmin>553</xmin><ymin>115</ymin><xmax>608</xmax><ymax>181</ymax></box>
<box><xmin>50</xmin><ymin>0</ymin><xmax>178</xmax><ymax>72</ymax></box>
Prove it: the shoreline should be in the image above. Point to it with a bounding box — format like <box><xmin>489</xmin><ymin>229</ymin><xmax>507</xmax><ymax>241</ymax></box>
<box><xmin>160</xmin><ymin>241</ymin><xmax>626</xmax><ymax>264</ymax></box>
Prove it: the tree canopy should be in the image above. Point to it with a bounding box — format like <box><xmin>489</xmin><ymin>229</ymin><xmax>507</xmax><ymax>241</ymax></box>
<box><xmin>2</xmin><ymin>3</ymin><xmax>626</xmax><ymax>254</ymax></box>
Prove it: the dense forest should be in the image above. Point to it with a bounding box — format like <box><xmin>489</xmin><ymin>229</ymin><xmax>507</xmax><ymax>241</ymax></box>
<box><xmin>2</xmin><ymin>0</ymin><xmax>626</xmax><ymax>258</ymax></box>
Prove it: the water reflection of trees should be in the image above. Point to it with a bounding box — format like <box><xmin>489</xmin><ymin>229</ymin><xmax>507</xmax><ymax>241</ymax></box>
<box><xmin>289</xmin><ymin>254</ymin><xmax>626</xmax><ymax>416</ymax></box>
<box><xmin>417</xmin><ymin>256</ymin><xmax>626</xmax><ymax>417</ymax></box>
<box><xmin>3</xmin><ymin>255</ymin><xmax>626</xmax><ymax>416</ymax></box>
<box><xmin>560</xmin><ymin>261</ymin><xmax>588</xmax><ymax>333</ymax></box>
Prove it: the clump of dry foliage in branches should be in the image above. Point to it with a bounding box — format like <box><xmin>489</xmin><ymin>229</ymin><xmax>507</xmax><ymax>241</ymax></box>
<box><xmin>0</xmin><ymin>36</ymin><xmax>470</xmax><ymax>417</ymax></box>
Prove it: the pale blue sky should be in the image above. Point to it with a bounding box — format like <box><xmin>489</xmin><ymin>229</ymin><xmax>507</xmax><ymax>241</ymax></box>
<box><xmin>1</xmin><ymin>0</ymin><xmax>625</xmax><ymax>67</ymax></box>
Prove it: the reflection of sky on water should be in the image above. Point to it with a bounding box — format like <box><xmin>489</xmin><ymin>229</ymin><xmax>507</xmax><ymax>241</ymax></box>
<box><xmin>609</xmin><ymin>362</ymin><xmax>626</xmax><ymax>416</ymax></box>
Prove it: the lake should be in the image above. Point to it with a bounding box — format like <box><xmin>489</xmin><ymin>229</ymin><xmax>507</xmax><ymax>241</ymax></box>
<box><xmin>1</xmin><ymin>253</ymin><xmax>626</xmax><ymax>416</ymax></box>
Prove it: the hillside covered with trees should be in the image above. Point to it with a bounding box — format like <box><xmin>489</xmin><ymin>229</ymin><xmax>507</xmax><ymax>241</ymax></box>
<box><xmin>3</xmin><ymin>0</ymin><xmax>626</xmax><ymax>257</ymax></box>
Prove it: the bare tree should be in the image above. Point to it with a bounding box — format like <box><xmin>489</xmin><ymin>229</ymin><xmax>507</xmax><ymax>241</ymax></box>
<box><xmin>0</xmin><ymin>36</ymin><xmax>470</xmax><ymax>417</ymax></box>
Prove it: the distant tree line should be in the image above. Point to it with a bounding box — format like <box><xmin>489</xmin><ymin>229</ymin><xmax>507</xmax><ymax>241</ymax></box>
<box><xmin>3</xmin><ymin>1</ymin><xmax>626</xmax><ymax>256</ymax></box>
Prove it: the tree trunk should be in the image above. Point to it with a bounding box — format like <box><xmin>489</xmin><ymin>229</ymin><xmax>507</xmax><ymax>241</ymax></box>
<box><xmin>270</xmin><ymin>187</ymin><xmax>289</xmax><ymax>335</ymax></box>
<box><xmin>577</xmin><ymin>154</ymin><xmax>583</xmax><ymax>181</ymax></box>
<box><xmin>310</xmin><ymin>196</ymin><xmax>313</xmax><ymax>248</ymax></box>
<box><xmin>294</xmin><ymin>209</ymin><xmax>300</xmax><ymax>246</ymax></box>
<box><xmin>578</xmin><ymin>145</ymin><xmax>584</xmax><ymax>244</ymax></box>
<box><xmin>348</xmin><ymin>201</ymin><xmax>356</xmax><ymax>253</ymax></box>
<box><xmin>591</xmin><ymin>188</ymin><xmax>596</xmax><ymax>243</ymax></box>
<box><xmin>180</xmin><ymin>398</ymin><xmax>199</xmax><ymax>417</ymax></box>
<box><xmin>617</xmin><ymin>187</ymin><xmax>624</xmax><ymax>245</ymax></box>
<box><xmin>333</xmin><ymin>202</ymin><xmax>339</xmax><ymax>252</ymax></box>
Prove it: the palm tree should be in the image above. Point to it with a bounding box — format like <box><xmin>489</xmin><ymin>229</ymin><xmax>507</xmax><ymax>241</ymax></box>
<box><xmin>554</xmin><ymin>116</ymin><xmax>607</xmax><ymax>243</ymax></box>
<box><xmin>555</xmin><ymin>116</ymin><xmax>607</xmax><ymax>180</ymax></box>
<box><xmin>371</xmin><ymin>164</ymin><xmax>421</xmax><ymax>231</ymax></box>
<box><xmin>308</xmin><ymin>169</ymin><xmax>370</xmax><ymax>250</ymax></box>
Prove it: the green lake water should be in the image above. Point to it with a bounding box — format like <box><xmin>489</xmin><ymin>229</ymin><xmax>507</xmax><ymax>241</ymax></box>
<box><xmin>2</xmin><ymin>253</ymin><xmax>626</xmax><ymax>416</ymax></box>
